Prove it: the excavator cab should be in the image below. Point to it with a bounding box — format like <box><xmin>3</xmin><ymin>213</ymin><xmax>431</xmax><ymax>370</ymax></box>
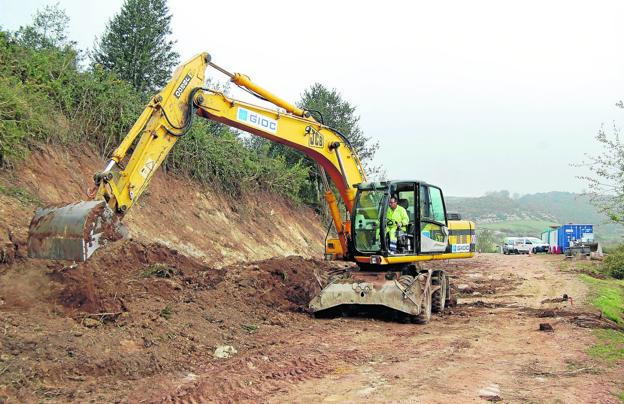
<box><xmin>351</xmin><ymin>180</ymin><xmax>449</xmax><ymax>263</ymax></box>
<box><xmin>310</xmin><ymin>180</ymin><xmax>475</xmax><ymax>319</ymax></box>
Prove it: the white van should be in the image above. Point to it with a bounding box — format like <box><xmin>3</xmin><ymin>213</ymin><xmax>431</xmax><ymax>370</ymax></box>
<box><xmin>516</xmin><ymin>237</ymin><xmax>549</xmax><ymax>254</ymax></box>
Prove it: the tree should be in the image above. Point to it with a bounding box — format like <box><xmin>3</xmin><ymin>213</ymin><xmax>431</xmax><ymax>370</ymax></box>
<box><xmin>92</xmin><ymin>0</ymin><xmax>179</xmax><ymax>94</ymax></box>
<box><xmin>485</xmin><ymin>190</ymin><xmax>511</xmax><ymax>199</ymax></box>
<box><xmin>255</xmin><ymin>83</ymin><xmax>380</xmax><ymax>207</ymax></box>
<box><xmin>298</xmin><ymin>83</ymin><xmax>379</xmax><ymax>170</ymax></box>
<box><xmin>578</xmin><ymin>108</ymin><xmax>624</xmax><ymax>224</ymax></box>
<box><xmin>475</xmin><ymin>229</ymin><xmax>498</xmax><ymax>253</ymax></box>
<box><xmin>14</xmin><ymin>3</ymin><xmax>73</xmax><ymax>50</ymax></box>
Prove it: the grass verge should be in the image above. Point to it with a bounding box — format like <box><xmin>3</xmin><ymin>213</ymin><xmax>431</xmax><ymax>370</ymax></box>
<box><xmin>580</xmin><ymin>273</ymin><xmax>624</xmax><ymax>373</ymax></box>
<box><xmin>579</xmin><ymin>274</ymin><xmax>624</xmax><ymax>324</ymax></box>
<box><xmin>587</xmin><ymin>329</ymin><xmax>624</xmax><ymax>362</ymax></box>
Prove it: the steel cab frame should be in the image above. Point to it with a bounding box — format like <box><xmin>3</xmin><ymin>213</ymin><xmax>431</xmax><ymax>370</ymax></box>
<box><xmin>350</xmin><ymin>180</ymin><xmax>451</xmax><ymax>266</ymax></box>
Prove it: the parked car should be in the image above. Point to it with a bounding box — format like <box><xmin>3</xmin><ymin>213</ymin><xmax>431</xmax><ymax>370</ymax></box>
<box><xmin>502</xmin><ymin>237</ymin><xmax>519</xmax><ymax>254</ymax></box>
<box><xmin>516</xmin><ymin>237</ymin><xmax>549</xmax><ymax>254</ymax></box>
<box><xmin>527</xmin><ymin>237</ymin><xmax>549</xmax><ymax>253</ymax></box>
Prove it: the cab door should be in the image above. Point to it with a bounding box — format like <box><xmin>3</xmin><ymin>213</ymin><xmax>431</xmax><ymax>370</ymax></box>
<box><xmin>418</xmin><ymin>184</ymin><xmax>449</xmax><ymax>253</ymax></box>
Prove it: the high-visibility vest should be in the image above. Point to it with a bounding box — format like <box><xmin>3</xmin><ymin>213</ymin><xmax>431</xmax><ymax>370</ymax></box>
<box><xmin>386</xmin><ymin>205</ymin><xmax>409</xmax><ymax>241</ymax></box>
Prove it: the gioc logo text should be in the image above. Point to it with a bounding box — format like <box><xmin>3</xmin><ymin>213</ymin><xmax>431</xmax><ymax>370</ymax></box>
<box><xmin>236</xmin><ymin>107</ymin><xmax>278</xmax><ymax>133</ymax></box>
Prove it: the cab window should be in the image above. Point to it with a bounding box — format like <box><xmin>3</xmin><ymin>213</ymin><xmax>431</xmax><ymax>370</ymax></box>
<box><xmin>419</xmin><ymin>184</ymin><xmax>447</xmax><ymax>253</ymax></box>
<box><xmin>421</xmin><ymin>185</ymin><xmax>445</xmax><ymax>223</ymax></box>
<box><xmin>429</xmin><ymin>187</ymin><xmax>445</xmax><ymax>223</ymax></box>
<box><xmin>419</xmin><ymin>185</ymin><xmax>430</xmax><ymax>219</ymax></box>
<box><xmin>353</xmin><ymin>189</ymin><xmax>384</xmax><ymax>252</ymax></box>
<box><xmin>398</xmin><ymin>191</ymin><xmax>415</xmax><ymax>221</ymax></box>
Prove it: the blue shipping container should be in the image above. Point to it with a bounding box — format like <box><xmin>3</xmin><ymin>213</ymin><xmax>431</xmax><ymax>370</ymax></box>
<box><xmin>557</xmin><ymin>224</ymin><xmax>593</xmax><ymax>253</ymax></box>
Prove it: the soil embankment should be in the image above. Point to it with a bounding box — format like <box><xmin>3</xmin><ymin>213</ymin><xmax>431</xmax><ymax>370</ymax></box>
<box><xmin>0</xmin><ymin>146</ymin><xmax>324</xmax><ymax>265</ymax></box>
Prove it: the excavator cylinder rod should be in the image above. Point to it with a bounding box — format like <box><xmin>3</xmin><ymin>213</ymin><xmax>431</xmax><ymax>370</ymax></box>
<box><xmin>27</xmin><ymin>201</ymin><xmax>126</xmax><ymax>261</ymax></box>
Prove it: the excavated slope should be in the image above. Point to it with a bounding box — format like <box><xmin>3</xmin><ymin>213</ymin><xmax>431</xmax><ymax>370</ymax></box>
<box><xmin>0</xmin><ymin>145</ymin><xmax>325</xmax><ymax>265</ymax></box>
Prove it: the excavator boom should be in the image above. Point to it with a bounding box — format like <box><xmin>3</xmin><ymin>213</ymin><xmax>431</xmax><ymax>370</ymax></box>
<box><xmin>27</xmin><ymin>52</ymin><xmax>365</xmax><ymax>260</ymax></box>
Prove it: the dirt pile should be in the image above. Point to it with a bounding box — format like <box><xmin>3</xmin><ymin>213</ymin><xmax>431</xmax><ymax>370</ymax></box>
<box><xmin>48</xmin><ymin>241</ymin><xmax>221</xmax><ymax>315</ymax></box>
<box><xmin>0</xmin><ymin>239</ymin><xmax>340</xmax><ymax>402</ymax></box>
<box><xmin>47</xmin><ymin>241</ymin><xmax>332</xmax><ymax>316</ymax></box>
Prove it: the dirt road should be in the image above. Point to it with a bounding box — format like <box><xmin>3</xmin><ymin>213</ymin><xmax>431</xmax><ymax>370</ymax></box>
<box><xmin>1</xmin><ymin>250</ymin><xmax>622</xmax><ymax>403</ymax></box>
<box><xmin>145</xmin><ymin>254</ymin><xmax>622</xmax><ymax>403</ymax></box>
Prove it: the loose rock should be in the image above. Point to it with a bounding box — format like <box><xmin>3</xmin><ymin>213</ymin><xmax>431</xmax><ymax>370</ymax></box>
<box><xmin>214</xmin><ymin>345</ymin><xmax>237</xmax><ymax>359</ymax></box>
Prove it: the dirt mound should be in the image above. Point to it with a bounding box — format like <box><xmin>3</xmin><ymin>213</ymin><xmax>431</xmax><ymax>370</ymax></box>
<box><xmin>47</xmin><ymin>241</ymin><xmax>220</xmax><ymax>314</ymax></box>
<box><xmin>46</xmin><ymin>241</ymin><xmax>331</xmax><ymax>316</ymax></box>
<box><xmin>222</xmin><ymin>256</ymin><xmax>331</xmax><ymax>312</ymax></box>
<box><xmin>0</xmin><ymin>237</ymin><xmax>342</xmax><ymax>402</ymax></box>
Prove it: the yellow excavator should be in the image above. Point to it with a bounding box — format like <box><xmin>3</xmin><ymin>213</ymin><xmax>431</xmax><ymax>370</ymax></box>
<box><xmin>27</xmin><ymin>52</ymin><xmax>475</xmax><ymax>322</ymax></box>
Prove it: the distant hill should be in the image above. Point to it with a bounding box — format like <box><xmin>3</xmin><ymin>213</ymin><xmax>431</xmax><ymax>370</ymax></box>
<box><xmin>446</xmin><ymin>191</ymin><xmax>624</xmax><ymax>244</ymax></box>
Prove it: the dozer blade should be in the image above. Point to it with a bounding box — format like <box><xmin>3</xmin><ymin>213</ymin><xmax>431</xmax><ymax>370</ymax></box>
<box><xmin>309</xmin><ymin>272</ymin><xmax>427</xmax><ymax>316</ymax></box>
<box><xmin>27</xmin><ymin>200</ymin><xmax>127</xmax><ymax>261</ymax></box>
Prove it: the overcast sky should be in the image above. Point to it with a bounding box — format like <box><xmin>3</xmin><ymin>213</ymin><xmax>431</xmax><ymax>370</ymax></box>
<box><xmin>1</xmin><ymin>0</ymin><xmax>623</xmax><ymax>197</ymax></box>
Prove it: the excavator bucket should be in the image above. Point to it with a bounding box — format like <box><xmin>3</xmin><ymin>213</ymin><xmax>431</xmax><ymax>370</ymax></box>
<box><xmin>27</xmin><ymin>200</ymin><xmax>127</xmax><ymax>261</ymax></box>
<box><xmin>309</xmin><ymin>271</ymin><xmax>432</xmax><ymax>317</ymax></box>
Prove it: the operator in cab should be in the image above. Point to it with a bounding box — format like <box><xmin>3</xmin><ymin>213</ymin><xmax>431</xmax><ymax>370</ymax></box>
<box><xmin>386</xmin><ymin>196</ymin><xmax>409</xmax><ymax>251</ymax></box>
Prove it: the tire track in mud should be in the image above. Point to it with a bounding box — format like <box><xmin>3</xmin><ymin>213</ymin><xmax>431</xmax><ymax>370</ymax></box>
<box><xmin>155</xmin><ymin>343</ymin><xmax>364</xmax><ymax>403</ymax></box>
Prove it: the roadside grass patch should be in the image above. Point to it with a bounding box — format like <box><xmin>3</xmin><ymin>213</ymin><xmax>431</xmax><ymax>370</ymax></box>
<box><xmin>559</xmin><ymin>260</ymin><xmax>606</xmax><ymax>279</ymax></box>
<box><xmin>579</xmin><ymin>274</ymin><xmax>624</xmax><ymax>324</ymax></box>
<box><xmin>0</xmin><ymin>182</ymin><xmax>41</xmax><ymax>206</ymax></box>
<box><xmin>588</xmin><ymin>329</ymin><xmax>624</xmax><ymax>363</ymax></box>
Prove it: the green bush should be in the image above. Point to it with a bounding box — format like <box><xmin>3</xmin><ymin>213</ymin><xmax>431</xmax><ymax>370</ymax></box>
<box><xmin>0</xmin><ymin>28</ymin><xmax>313</xmax><ymax>204</ymax></box>
<box><xmin>602</xmin><ymin>245</ymin><xmax>624</xmax><ymax>280</ymax></box>
<box><xmin>0</xmin><ymin>78</ymin><xmax>38</xmax><ymax>166</ymax></box>
<box><xmin>165</xmin><ymin>121</ymin><xmax>309</xmax><ymax>199</ymax></box>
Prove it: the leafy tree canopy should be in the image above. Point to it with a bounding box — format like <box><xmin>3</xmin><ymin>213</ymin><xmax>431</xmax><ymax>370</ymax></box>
<box><xmin>14</xmin><ymin>3</ymin><xmax>73</xmax><ymax>50</ymax></box>
<box><xmin>578</xmin><ymin>109</ymin><xmax>624</xmax><ymax>224</ymax></box>
<box><xmin>92</xmin><ymin>0</ymin><xmax>179</xmax><ymax>94</ymax></box>
<box><xmin>299</xmin><ymin>83</ymin><xmax>379</xmax><ymax>171</ymax></box>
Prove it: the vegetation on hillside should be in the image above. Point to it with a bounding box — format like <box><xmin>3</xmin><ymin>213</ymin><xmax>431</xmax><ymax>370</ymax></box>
<box><xmin>0</xmin><ymin>3</ymin><xmax>380</xmax><ymax>204</ymax></box>
<box><xmin>447</xmin><ymin>191</ymin><xmax>624</xmax><ymax>244</ymax></box>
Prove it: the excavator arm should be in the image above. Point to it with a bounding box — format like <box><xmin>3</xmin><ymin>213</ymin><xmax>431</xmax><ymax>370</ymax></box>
<box><xmin>28</xmin><ymin>52</ymin><xmax>366</xmax><ymax>261</ymax></box>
